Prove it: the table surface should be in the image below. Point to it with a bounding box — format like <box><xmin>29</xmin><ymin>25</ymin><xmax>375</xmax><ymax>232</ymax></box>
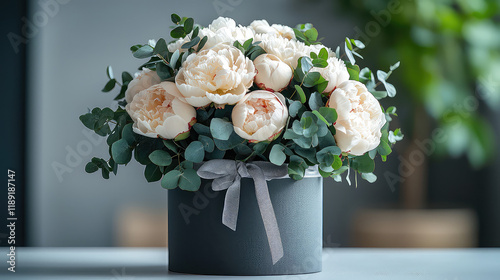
<box><xmin>1</xmin><ymin>248</ymin><xmax>499</xmax><ymax>279</ymax></box>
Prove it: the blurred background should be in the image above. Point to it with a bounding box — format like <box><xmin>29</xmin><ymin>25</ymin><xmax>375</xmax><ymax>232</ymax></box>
<box><xmin>1</xmin><ymin>0</ymin><xmax>499</xmax><ymax>248</ymax></box>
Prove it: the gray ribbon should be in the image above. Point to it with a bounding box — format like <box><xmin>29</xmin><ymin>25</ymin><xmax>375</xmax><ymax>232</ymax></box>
<box><xmin>197</xmin><ymin>160</ymin><xmax>289</xmax><ymax>264</ymax></box>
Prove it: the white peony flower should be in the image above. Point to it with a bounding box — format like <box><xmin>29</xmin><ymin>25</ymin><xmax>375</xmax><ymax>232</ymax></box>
<box><xmin>175</xmin><ymin>43</ymin><xmax>256</xmax><ymax>107</ymax></box>
<box><xmin>250</xmin><ymin>20</ymin><xmax>276</xmax><ymax>34</ymax></box>
<box><xmin>232</xmin><ymin>90</ymin><xmax>288</xmax><ymax>142</ymax></box>
<box><xmin>213</xmin><ymin>25</ymin><xmax>255</xmax><ymax>46</ymax></box>
<box><xmin>250</xmin><ymin>19</ymin><xmax>295</xmax><ymax>40</ymax></box>
<box><xmin>125</xmin><ymin>68</ymin><xmax>162</xmax><ymax>104</ymax></box>
<box><xmin>254</xmin><ymin>54</ymin><xmax>293</xmax><ymax>92</ymax></box>
<box><xmin>311</xmin><ymin>57</ymin><xmax>350</xmax><ymax>94</ymax></box>
<box><xmin>271</xmin><ymin>24</ymin><xmax>295</xmax><ymax>40</ymax></box>
<box><xmin>168</xmin><ymin>17</ymin><xmax>254</xmax><ymax>54</ymax></box>
<box><xmin>255</xmin><ymin>33</ymin><xmax>309</xmax><ymax>68</ymax></box>
<box><xmin>126</xmin><ymin>82</ymin><xmax>196</xmax><ymax>140</ymax></box>
<box><xmin>328</xmin><ymin>81</ymin><xmax>386</xmax><ymax>156</ymax></box>
<box><xmin>208</xmin><ymin>17</ymin><xmax>237</xmax><ymax>31</ymax></box>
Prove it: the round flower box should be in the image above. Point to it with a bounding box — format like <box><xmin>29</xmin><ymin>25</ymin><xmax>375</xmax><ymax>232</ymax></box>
<box><xmin>168</xmin><ymin>167</ymin><xmax>323</xmax><ymax>275</ymax></box>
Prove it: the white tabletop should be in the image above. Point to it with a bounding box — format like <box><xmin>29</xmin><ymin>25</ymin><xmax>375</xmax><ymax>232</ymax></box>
<box><xmin>1</xmin><ymin>248</ymin><xmax>499</xmax><ymax>279</ymax></box>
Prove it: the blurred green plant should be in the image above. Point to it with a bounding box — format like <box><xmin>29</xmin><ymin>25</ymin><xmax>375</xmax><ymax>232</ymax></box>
<box><xmin>340</xmin><ymin>0</ymin><xmax>499</xmax><ymax>168</ymax></box>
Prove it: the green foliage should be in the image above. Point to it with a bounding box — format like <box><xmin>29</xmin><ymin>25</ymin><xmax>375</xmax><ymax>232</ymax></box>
<box><xmin>149</xmin><ymin>150</ymin><xmax>172</xmax><ymax>167</ymax></box>
<box><xmin>210</xmin><ymin>118</ymin><xmax>233</xmax><ymax>140</ymax></box>
<box><xmin>233</xmin><ymin>38</ymin><xmax>266</xmax><ymax>60</ymax></box>
<box><xmin>270</xmin><ymin>144</ymin><xmax>287</xmax><ymax>166</ymax></box>
<box><xmin>184</xmin><ymin>141</ymin><xmax>205</xmax><ymax>163</ymax></box>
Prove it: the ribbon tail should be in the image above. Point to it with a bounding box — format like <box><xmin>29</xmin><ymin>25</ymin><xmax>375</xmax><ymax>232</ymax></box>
<box><xmin>221</xmin><ymin>175</ymin><xmax>241</xmax><ymax>231</ymax></box>
<box><xmin>247</xmin><ymin>164</ymin><xmax>284</xmax><ymax>265</ymax></box>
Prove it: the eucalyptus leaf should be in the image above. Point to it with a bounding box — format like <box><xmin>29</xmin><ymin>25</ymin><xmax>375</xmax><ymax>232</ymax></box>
<box><xmin>318</xmin><ymin>107</ymin><xmax>337</xmax><ymax>124</ymax></box>
<box><xmin>102</xmin><ymin>79</ymin><xmax>116</xmax><ymax>92</ymax></box>
<box><xmin>181</xmin><ymin>36</ymin><xmax>200</xmax><ymax>49</ymax></box>
<box><xmin>184</xmin><ymin>141</ymin><xmax>205</xmax><ymax>163</ymax></box>
<box><xmin>319</xmin><ymin>48</ymin><xmax>328</xmax><ymax>60</ymax></box>
<box><xmin>351</xmin><ymin>153</ymin><xmax>375</xmax><ymax>173</ymax></box>
<box><xmin>390</xmin><ymin>61</ymin><xmax>400</xmax><ymax>71</ymax></box>
<box><xmin>214</xmin><ymin>132</ymin><xmax>244</xmax><ymax>150</ymax></box>
<box><xmin>183</xmin><ymin>18</ymin><xmax>194</xmax><ymax>34</ymax></box>
<box><xmin>153</xmin><ymin>38</ymin><xmax>168</xmax><ymax>57</ymax></box>
<box><xmin>161</xmin><ymin>169</ymin><xmax>181</xmax><ymax>189</ymax></box>
<box><xmin>289</xmin><ymin>100</ymin><xmax>303</xmax><ymax>117</ymax></box>
<box><xmin>269</xmin><ymin>144</ymin><xmax>286</xmax><ymax>166</ymax></box>
<box><xmin>85</xmin><ymin>162</ymin><xmax>99</xmax><ymax>173</ymax></box>
<box><xmin>371</xmin><ymin>90</ymin><xmax>388</xmax><ymax>99</ymax></box>
<box><xmin>193</xmin><ymin>123</ymin><xmax>211</xmax><ymax>136</ymax></box>
<box><xmin>171</xmin><ymin>14</ymin><xmax>181</xmax><ymax>24</ymax></box>
<box><xmin>145</xmin><ymin>164</ymin><xmax>162</xmax><ymax>182</ymax></box>
<box><xmin>198</xmin><ymin>135</ymin><xmax>215</xmax><ymax>152</ymax></box>
<box><xmin>192</xmin><ymin>26</ymin><xmax>199</xmax><ymax>39</ymax></box>
<box><xmin>170</xmin><ymin>26</ymin><xmax>185</xmax><ymax>39</ymax></box>
<box><xmin>106</xmin><ymin>66</ymin><xmax>114</xmax><ymax>79</ymax></box>
<box><xmin>210</xmin><ymin>118</ymin><xmax>233</xmax><ymax>140</ymax></box>
<box><xmin>163</xmin><ymin>140</ymin><xmax>178</xmax><ymax>153</ymax></box>
<box><xmin>361</xmin><ymin>172</ymin><xmax>377</xmax><ymax>183</ymax></box>
<box><xmin>304</xmin><ymin>28</ymin><xmax>318</xmax><ymax>41</ymax></box>
<box><xmin>111</xmin><ymin>139</ymin><xmax>132</xmax><ymax>164</ymax></box>
<box><xmin>156</xmin><ymin>62</ymin><xmax>171</xmax><ymax>80</ymax></box>
<box><xmin>133</xmin><ymin>45</ymin><xmax>154</xmax><ymax>59</ymax></box>
<box><xmin>308</xmin><ymin>91</ymin><xmax>323</xmax><ymax>111</ymax></box>
<box><xmin>170</xmin><ymin>49</ymin><xmax>180</xmax><ymax>68</ymax></box>
<box><xmin>345</xmin><ymin>42</ymin><xmax>355</xmax><ymax>65</ymax></box>
<box><xmin>303</xmin><ymin>72</ymin><xmax>321</xmax><ymax>87</ymax></box>
<box><xmin>179</xmin><ymin>168</ymin><xmax>201</xmax><ymax>191</ymax></box>
<box><xmin>197</xmin><ymin>36</ymin><xmax>208</xmax><ymax>52</ymax></box>
<box><xmin>121</xmin><ymin>123</ymin><xmax>136</xmax><ymax>145</ymax></box>
<box><xmin>294</xmin><ymin>85</ymin><xmax>306</xmax><ymax>103</ymax></box>
<box><xmin>377</xmin><ymin>141</ymin><xmax>392</xmax><ymax>156</ymax></box>
<box><xmin>121</xmin><ymin>71</ymin><xmax>133</xmax><ymax>84</ymax></box>
<box><xmin>148</xmin><ymin>150</ymin><xmax>172</xmax><ymax>166</ymax></box>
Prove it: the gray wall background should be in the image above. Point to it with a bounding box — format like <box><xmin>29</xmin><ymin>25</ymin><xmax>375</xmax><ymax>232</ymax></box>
<box><xmin>27</xmin><ymin>0</ymin><xmax>400</xmax><ymax>247</ymax></box>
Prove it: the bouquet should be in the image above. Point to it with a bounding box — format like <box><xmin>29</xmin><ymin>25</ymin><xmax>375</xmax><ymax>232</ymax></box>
<box><xmin>80</xmin><ymin>15</ymin><xmax>403</xmax><ymax>191</ymax></box>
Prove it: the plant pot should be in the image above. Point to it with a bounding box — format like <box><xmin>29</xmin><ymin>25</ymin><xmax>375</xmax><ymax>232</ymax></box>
<box><xmin>167</xmin><ymin>170</ymin><xmax>323</xmax><ymax>275</ymax></box>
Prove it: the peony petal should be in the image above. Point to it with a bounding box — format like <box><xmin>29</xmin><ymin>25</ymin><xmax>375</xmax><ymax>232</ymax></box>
<box><xmin>157</xmin><ymin>115</ymin><xmax>190</xmax><ymax>139</ymax></box>
<box><xmin>171</xmin><ymin>98</ymin><xmax>197</xmax><ymax>123</ymax></box>
<box><xmin>133</xmin><ymin>122</ymin><xmax>158</xmax><ymax>138</ymax></box>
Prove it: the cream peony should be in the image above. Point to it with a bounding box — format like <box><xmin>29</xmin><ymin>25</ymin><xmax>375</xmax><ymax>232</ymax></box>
<box><xmin>328</xmin><ymin>81</ymin><xmax>386</xmax><ymax>156</ymax></box>
<box><xmin>255</xmin><ymin>33</ymin><xmax>309</xmax><ymax>68</ymax></box>
<box><xmin>175</xmin><ymin>43</ymin><xmax>256</xmax><ymax>107</ymax></box>
<box><xmin>126</xmin><ymin>82</ymin><xmax>196</xmax><ymax>139</ymax></box>
<box><xmin>208</xmin><ymin>16</ymin><xmax>237</xmax><ymax>31</ymax></box>
<box><xmin>168</xmin><ymin>17</ymin><xmax>254</xmax><ymax>53</ymax></box>
<box><xmin>250</xmin><ymin>19</ymin><xmax>295</xmax><ymax>40</ymax></box>
<box><xmin>232</xmin><ymin>90</ymin><xmax>288</xmax><ymax>142</ymax></box>
<box><xmin>311</xmin><ymin>57</ymin><xmax>350</xmax><ymax>94</ymax></box>
<box><xmin>254</xmin><ymin>54</ymin><xmax>293</xmax><ymax>92</ymax></box>
<box><xmin>125</xmin><ymin>68</ymin><xmax>162</xmax><ymax>103</ymax></box>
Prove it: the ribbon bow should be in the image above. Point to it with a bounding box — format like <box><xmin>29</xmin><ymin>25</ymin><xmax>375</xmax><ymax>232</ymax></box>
<box><xmin>197</xmin><ymin>159</ymin><xmax>289</xmax><ymax>264</ymax></box>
